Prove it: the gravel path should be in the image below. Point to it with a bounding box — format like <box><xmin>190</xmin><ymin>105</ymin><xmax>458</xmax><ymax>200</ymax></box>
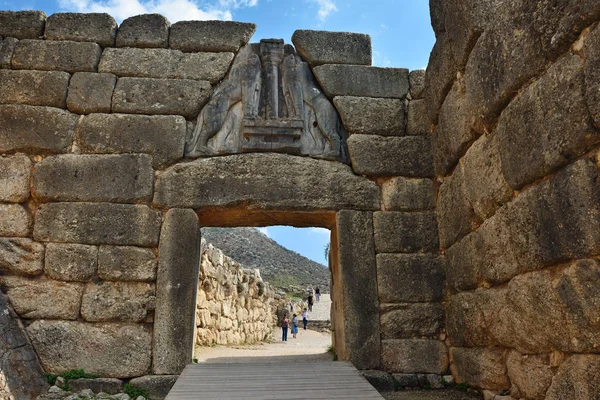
<box><xmin>310</xmin><ymin>293</ymin><xmax>331</xmax><ymax>321</ymax></box>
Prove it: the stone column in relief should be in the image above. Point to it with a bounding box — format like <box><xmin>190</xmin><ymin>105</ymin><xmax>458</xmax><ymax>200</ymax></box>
<box><xmin>259</xmin><ymin>39</ymin><xmax>285</xmax><ymax>119</ymax></box>
<box><xmin>336</xmin><ymin>210</ymin><xmax>381</xmax><ymax>370</ymax></box>
<box><xmin>153</xmin><ymin>208</ymin><xmax>201</xmax><ymax>374</ymax></box>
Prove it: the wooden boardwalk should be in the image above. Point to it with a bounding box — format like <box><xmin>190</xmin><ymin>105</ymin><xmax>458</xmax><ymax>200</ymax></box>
<box><xmin>166</xmin><ymin>361</ymin><xmax>385</xmax><ymax>399</ymax></box>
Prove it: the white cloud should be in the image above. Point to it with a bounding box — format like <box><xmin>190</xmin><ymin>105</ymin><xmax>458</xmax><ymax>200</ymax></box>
<box><xmin>309</xmin><ymin>227</ymin><xmax>330</xmax><ymax>236</ymax></box>
<box><xmin>310</xmin><ymin>0</ymin><xmax>337</xmax><ymax>22</ymax></box>
<box><xmin>257</xmin><ymin>227</ymin><xmax>270</xmax><ymax>237</ymax></box>
<box><xmin>57</xmin><ymin>0</ymin><xmax>258</xmax><ymax>22</ymax></box>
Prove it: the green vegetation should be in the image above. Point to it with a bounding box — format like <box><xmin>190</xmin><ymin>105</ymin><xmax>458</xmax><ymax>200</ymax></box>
<box><xmin>45</xmin><ymin>369</ymin><xmax>99</xmax><ymax>386</ymax></box>
<box><xmin>270</xmin><ymin>273</ymin><xmax>301</xmax><ymax>288</ymax></box>
<box><xmin>456</xmin><ymin>382</ymin><xmax>469</xmax><ymax>392</ymax></box>
<box><xmin>123</xmin><ymin>383</ymin><xmax>149</xmax><ymax>399</ymax></box>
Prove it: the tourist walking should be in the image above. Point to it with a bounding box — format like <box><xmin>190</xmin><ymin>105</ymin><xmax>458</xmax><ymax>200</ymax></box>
<box><xmin>281</xmin><ymin>315</ymin><xmax>289</xmax><ymax>342</ymax></box>
<box><xmin>308</xmin><ymin>294</ymin><xmax>314</xmax><ymax>312</ymax></box>
<box><xmin>302</xmin><ymin>308</ymin><xmax>309</xmax><ymax>330</ymax></box>
<box><xmin>291</xmin><ymin>314</ymin><xmax>299</xmax><ymax>338</ymax></box>
<box><xmin>315</xmin><ymin>287</ymin><xmax>321</xmax><ymax>302</ymax></box>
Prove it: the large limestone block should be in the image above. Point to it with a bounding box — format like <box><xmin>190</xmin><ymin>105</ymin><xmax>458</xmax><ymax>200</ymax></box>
<box><xmin>12</xmin><ymin>39</ymin><xmax>102</xmax><ymax>73</ymax></box>
<box><xmin>68</xmin><ymin>378</ymin><xmax>123</xmax><ymax>395</ymax></box>
<box><xmin>380</xmin><ymin>303</ymin><xmax>444</xmax><ymax>339</ymax></box>
<box><xmin>291</xmin><ymin>30</ymin><xmax>371</xmax><ymax>67</ymax></box>
<box><xmin>584</xmin><ymin>25</ymin><xmax>600</xmax><ymax>128</ymax></box>
<box><xmin>44</xmin><ymin>243</ymin><xmax>98</xmax><ymax>282</ymax></box>
<box><xmin>0</xmin><ymin>105</ymin><xmax>77</xmax><ymax>153</ymax></box>
<box><xmin>409</xmin><ymin>70</ymin><xmax>425</xmax><ymax>100</ymax></box>
<box><xmin>34</xmin><ymin>203</ymin><xmax>161</xmax><ymax>247</ymax></box>
<box><xmin>81</xmin><ymin>281</ymin><xmax>155</xmax><ymax>322</ymax></box>
<box><xmin>76</xmin><ymin>113</ymin><xmax>186</xmax><ymax>169</ymax></box>
<box><xmin>546</xmin><ymin>354</ymin><xmax>600</xmax><ymax>400</ymax></box>
<box><xmin>334</xmin><ymin>96</ymin><xmax>405</xmax><ymax>136</ymax></box>
<box><xmin>1</xmin><ymin>276</ymin><xmax>83</xmax><ymax>319</ymax></box>
<box><xmin>98</xmin><ymin>246</ymin><xmax>157</xmax><ymax>282</ymax></box>
<box><xmin>154</xmin><ymin>209</ymin><xmax>200</xmax><ymax>374</ymax></box>
<box><xmin>336</xmin><ymin>211</ymin><xmax>380</xmax><ymax>370</ymax></box>
<box><xmin>381</xmin><ymin>339</ymin><xmax>448</xmax><ymax>374</ymax></box>
<box><xmin>381</xmin><ymin>177</ymin><xmax>435</xmax><ymax>211</ymax></box>
<box><xmin>423</xmin><ymin>35</ymin><xmax>458</xmax><ymax>127</ymax></box>
<box><xmin>437</xmin><ymin>165</ymin><xmax>477</xmax><ymax>249</ymax></box>
<box><xmin>348</xmin><ymin>135</ymin><xmax>434</xmax><ymax>177</ymax></box>
<box><xmin>497</xmin><ymin>54</ymin><xmax>598</xmax><ymax>189</ymax></box>
<box><xmin>67</xmin><ymin>72</ymin><xmax>116</xmax><ymax>114</ymax></box>
<box><xmin>376</xmin><ymin>254</ymin><xmax>444</xmax><ymax>303</ymax></box>
<box><xmin>374</xmin><ymin>211</ymin><xmax>439</xmax><ymax>253</ymax></box>
<box><xmin>33</xmin><ymin>154</ymin><xmax>154</xmax><ymax>203</ymax></box>
<box><xmin>506</xmin><ymin>351</ymin><xmax>553</xmax><ymax>400</ymax></box>
<box><xmin>0</xmin><ymin>10</ymin><xmax>46</xmax><ymax>39</ymax></box>
<box><xmin>0</xmin><ymin>238</ymin><xmax>44</xmax><ymax>276</ymax></box>
<box><xmin>0</xmin><ymin>204</ymin><xmax>31</xmax><ymax>237</ymax></box>
<box><xmin>406</xmin><ymin>99</ymin><xmax>429</xmax><ymax>135</ymax></box>
<box><xmin>153</xmin><ymin>153</ymin><xmax>380</xmax><ymax>211</ymax></box>
<box><xmin>0</xmin><ymin>37</ymin><xmax>18</xmax><ymax>68</ymax></box>
<box><xmin>0</xmin><ymin>155</ymin><xmax>31</xmax><ymax>202</ymax></box>
<box><xmin>44</xmin><ymin>13</ymin><xmax>117</xmax><ymax>47</ymax></box>
<box><xmin>450</xmin><ymin>347</ymin><xmax>510</xmax><ymax>391</ymax></box>
<box><xmin>0</xmin><ymin>70</ymin><xmax>69</xmax><ymax>108</ymax></box>
<box><xmin>99</xmin><ymin>48</ymin><xmax>233</xmax><ymax>84</ymax></box>
<box><xmin>117</xmin><ymin>14</ymin><xmax>170</xmax><ymax>48</ymax></box>
<box><xmin>445</xmin><ymin>231</ymin><xmax>481</xmax><ymax>292</ymax></box>
<box><xmin>314</xmin><ymin>65</ymin><xmax>409</xmax><ymax>99</ymax></box>
<box><xmin>169</xmin><ymin>21</ymin><xmax>255</xmax><ymax>52</ymax></box>
<box><xmin>128</xmin><ymin>375</ymin><xmax>178</xmax><ymax>400</ymax></box>
<box><xmin>27</xmin><ymin>320</ymin><xmax>152</xmax><ymax>378</ymax></box>
<box><xmin>112</xmin><ymin>77</ymin><xmax>211</xmax><ymax>119</ymax></box>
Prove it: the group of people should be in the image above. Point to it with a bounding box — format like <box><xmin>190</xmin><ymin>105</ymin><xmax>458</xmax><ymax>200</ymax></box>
<box><xmin>280</xmin><ymin>308</ymin><xmax>309</xmax><ymax>341</ymax></box>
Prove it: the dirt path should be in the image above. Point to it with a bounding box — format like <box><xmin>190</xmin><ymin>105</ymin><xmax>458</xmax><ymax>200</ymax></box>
<box><xmin>310</xmin><ymin>293</ymin><xmax>331</xmax><ymax>321</ymax></box>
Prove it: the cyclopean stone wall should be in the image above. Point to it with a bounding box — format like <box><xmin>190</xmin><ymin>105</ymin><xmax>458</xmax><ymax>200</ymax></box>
<box><xmin>196</xmin><ymin>238</ymin><xmax>275</xmax><ymax>347</ymax></box>
<box><xmin>427</xmin><ymin>0</ymin><xmax>600</xmax><ymax>398</ymax></box>
<box><xmin>0</xmin><ymin>10</ymin><xmax>439</xmax><ymax>398</ymax></box>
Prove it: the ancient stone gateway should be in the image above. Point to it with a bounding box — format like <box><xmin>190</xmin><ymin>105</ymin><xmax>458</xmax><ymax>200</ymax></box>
<box><xmin>1</xmin><ymin>2</ymin><xmax>600</xmax><ymax>399</ymax></box>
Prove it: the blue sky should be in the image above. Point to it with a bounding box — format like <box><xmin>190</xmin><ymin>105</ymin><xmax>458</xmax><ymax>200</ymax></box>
<box><xmin>1</xmin><ymin>0</ymin><xmax>435</xmax><ymax>266</ymax></box>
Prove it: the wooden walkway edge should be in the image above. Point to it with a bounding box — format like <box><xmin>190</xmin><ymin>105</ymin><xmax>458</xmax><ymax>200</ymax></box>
<box><xmin>166</xmin><ymin>361</ymin><xmax>385</xmax><ymax>399</ymax></box>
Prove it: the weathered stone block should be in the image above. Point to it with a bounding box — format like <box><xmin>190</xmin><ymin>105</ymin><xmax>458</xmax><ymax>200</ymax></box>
<box><xmin>334</xmin><ymin>96</ymin><xmax>405</xmax><ymax>136</ymax></box>
<box><xmin>1</xmin><ymin>276</ymin><xmax>83</xmax><ymax>319</ymax></box>
<box><xmin>34</xmin><ymin>203</ymin><xmax>161</xmax><ymax>247</ymax></box>
<box><xmin>154</xmin><ymin>153</ymin><xmax>380</xmax><ymax>211</ymax></box>
<box><xmin>81</xmin><ymin>281</ymin><xmax>155</xmax><ymax>322</ymax></box>
<box><xmin>0</xmin><ymin>105</ymin><xmax>77</xmax><ymax>153</ymax></box>
<box><xmin>497</xmin><ymin>54</ymin><xmax>598</xmax><ymax>189</ymax></box>
<box><xmin>382</xmin><ymin>339</ymin><xmax>448</xmax><ymax>374</ymax></box>
<box><xmin>0</xmin><ymin>155</ymin><xmax>31</xmax><ymax>202</ymax></box>
<box><xmin>98</xmin><ymin>246</ymin><xmax>157</xmax><ymax>282</ymax></box>
<box><xmin>377</xmin><ymin>254</ymin><xmax>444</xmax><ymax>303</ymax></box>
<box><xmin>112</xmin><ymin>77</ymin><xmax>211</xmax><ymax>119</ymax></box>
<box><xmin>0</xmin><ymin>11</ymin><xmax>46</xmax><ymax>39</ymax></box>
<box><xmin>336</xmin><ymin>211</ymin><xmax>380</xmax><ymax>370</ymax></box>
<box><xmin>291</xmin><ymin>30</ymin><xmax>371</xmax><ymax>67</ymax></box>
<box><xmin>392</xmin><ymin>373</ymin><xmax>420</xmax><ymax>389</ymax></box>
<box><xmin>437</xmin><ymin>165</ymin><xmax>477</xmax><ymax>249</ymax></box>
<box><xmin>33</xmin><ymin>154</ymin><xmax>154</xmax><ymax>203</ymax></box>
<box><xmin>546</xmin><ymin>354</ymin><xmax>600</xmax><ymax>400</ymax></box>
<box><xmin>380</xmin><ymin>303</ymin><xmax>444</xmax><ymax>339</ymax></box>
<box><xmin>154</xmin><ymin>209</ymin><xmax>200</xmax><ymax>374</ymax></box>
<box><xmin>462</xmin><ymin>134</ymin><xmax>512</xmax><ymax>220</ymax></box>
<box><xmin>0</xmin><ymin>70</ymin><xmax>69</xmax><ymax>108</ymax></box>
<box><xmin>423</xmin><ymin>36</ymin><xmax>458</xmax><ymax>126</ymax></box>
<box><xmin>169</xmin><ymin>21</ymin><xmax>255</xmax><ymax>52</ymax></box>
<box><xmin>76</xmin><ymin>113</ymin><xmax>186</xmax><ymax>169</ymax></box>
<box><xmin>585</xmin><ymin>25</ymin><xmax>600</xmax><ymax>128</ymax></box>
<box><xmin>450</xmin><ymin>348</ymin><xmax>509</xmax><ymax>391</ymax></box>
<box><xmin>348</xmin><ymin>135</ymin><xmax>434</xmax><ymax>177</ymax></box>
<box><xmin>0</xmin><ymin>37</ymin><xmax>18</xmax><ymax>68</ymax></box>
<box><xmin>44</xmin><ymin>13</ymin><xmax>117</xmax><ymax>47</ymax></box>
<box><xmin>12</xmin><ymin>39</ymin><xmax>102</xmax><ymax>73</ymax></box>
<box><xmin>27</xmin><ymin>320</ymin><xmax>152</xmax><ymax>378</ymax></box>
<box><xmin>128</xmin><ymin>375</ymin><xmax>177</xmax><ymax>400</ymax></box>
<box><xmin>314</xmin><ymin>65</ymin><xmax>409</xmax><ymax>99</ymax></box>
<box><xmin>67</xmin><ymin>72</ymin><xmax>116</xmax><ymax>114</ymax></box>
<box><xmin>406</xmin><ymin>99</ymin><xmax>429</xmax><ymax>135</ymax></box>
<box><xmin>445</xmin><ymin>231</ymin><xmax>481</xmax><ymax>292</ymax></box>
<box><xmin>44</xmin><ymin>243</ymin><xmax>97</xmax><ymax>282</ymax></box>
<box><xmin>374</xmin><ymin>211</ymin><xmax>439</xmax><ymax>253</ymax></box>
<box><xmin>506</xmin><ymin>351</ymin><xmax>553</xmax><ymax>400</ymax></box>
<box><xmin>116</xmin><ymin>14</ymin><xmax>170</xmax><ymax>48</ymax></box>
<box><xmin>360</xmin><ymin>370</ymin><xmax>394</xmax><ymax>392</ymax></box>
<box><xmin>99</xmin><ymin>48</ymin><xmax>233</xmax><ymax>84</ymax></box>
<box><xmin>409</xmin><ymin>70</ymin><xmax>426</xmax><ymax>99</ymax></box>
<box><xmin>68</xmin><ymin>378</ymin><xmax>123</xmax><ymax>394</ymax></box>
<box><xmin>0</xmin><ymin>204</ymin><xmax>31</xmax><ymax>237</ymax></box>
<box><xmin>381</xmin><ymin>177</ymin><xmax>434</xmax><ymax>211</ymax></box>
<box><xmin>0</xmin><ymin>238</ymin><xmax>44</xmax><ymax>276</ymax></box>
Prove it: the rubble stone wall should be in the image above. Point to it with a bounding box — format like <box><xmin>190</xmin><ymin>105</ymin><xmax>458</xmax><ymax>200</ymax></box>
<box><xmin>196</xmin><ymin>238</ymin><xmax>275</xmax><ymax>347</ymax></box>
<box><xmin>427</xmin><ymin>0</ymin><xmax>600</xmax><ymax>398</ymax></box>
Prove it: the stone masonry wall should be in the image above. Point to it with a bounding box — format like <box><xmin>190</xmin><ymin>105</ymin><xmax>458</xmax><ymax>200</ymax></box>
<box><xmin>196</xmin><ymin>238</ymin><xmax>275</xmax><ymax>347</ymax></box>
<box><xmin>427</xmin><ymin>1</ymin><xmax>600</xmax><ymax>398</ymax></box>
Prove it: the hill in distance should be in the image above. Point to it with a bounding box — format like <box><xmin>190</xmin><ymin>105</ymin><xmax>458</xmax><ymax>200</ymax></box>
<box><xmin>200</xmin><ymin>227</ymin><xmax>330</xmax><ymax>294</ymax></box>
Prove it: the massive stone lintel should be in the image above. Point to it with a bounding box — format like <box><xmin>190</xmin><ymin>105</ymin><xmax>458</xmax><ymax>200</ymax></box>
<box><xmin>185</xmin><ymin>39</ymin><xmax>349</xmax><ymax>163</ymax></box>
